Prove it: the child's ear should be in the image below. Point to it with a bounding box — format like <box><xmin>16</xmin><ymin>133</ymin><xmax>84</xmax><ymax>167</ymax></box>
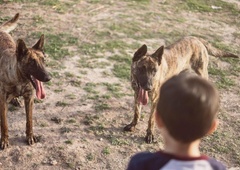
<box><xmin>207</xmin><ymin>119</ymin><xmax>219</xmax><ymax>135</ymax></box>
<box><xmin>155</xmin><ymin>112</ymin><xmax>165</xmax><ymax>128</ymax></box>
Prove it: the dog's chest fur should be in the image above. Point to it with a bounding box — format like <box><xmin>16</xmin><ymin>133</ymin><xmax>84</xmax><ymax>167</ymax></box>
<box><xmin>0</xmin><ymin>31</ymin><xmax>32</xmax><ymax>101</ymax></box>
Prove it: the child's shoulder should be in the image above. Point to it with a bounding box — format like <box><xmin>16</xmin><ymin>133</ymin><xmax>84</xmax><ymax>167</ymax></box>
<box><xmin>126</xmin><ymin>151</ymin><xmax>226</xmax><ymax>170</ymax></box>
<box><xmin>207</xmin><ymin>157</ymin><xmax>226</xmax><ymax>170</ymax></box>
<box><xmin>126</xmin><ymin>151</ymin><xmax>171</xmax><ymax>170</ymax></box>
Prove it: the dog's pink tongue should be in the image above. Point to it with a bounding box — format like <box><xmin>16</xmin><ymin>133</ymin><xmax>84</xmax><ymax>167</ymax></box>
<box><xmin>138</xmin><ymin>87</ymin><xmax>148</xmax><ymax>105</ymax></box>
<box><xmin>35</xmin><ymin>80</ymin><xmax>46</xmax><ymax>99</ymax></box>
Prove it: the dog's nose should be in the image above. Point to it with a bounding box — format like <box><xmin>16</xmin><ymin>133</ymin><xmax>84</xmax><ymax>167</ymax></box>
<box><xmin>143</xmin><ymin>84</ymin><xmax>152</xmax><ymax>91</ymax></box>
<box><xmin>44</xmin><ymin>75</ymin><xmax>51</xmax><ymax>82</ymax></box>
<box><xmin>144</xmin><ymin>87</ymin><xmax>151</xmax><ymax>91</ymax></box>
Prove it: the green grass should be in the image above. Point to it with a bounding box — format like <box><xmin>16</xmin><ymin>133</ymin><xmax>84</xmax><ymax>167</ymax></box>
<box><xmin>40</xmin><ymin>0</ymin><xmax>59</xmax><ymax>6</ymax></box>
<box><xmin>4</xmin><ymin>0</ymin><xmax>74</xmax><ymax>13</ymax></box>
<box><xmin>79</xmin><ymin>40</ymin><xmax>131</xmax><ymax>56</ymax></box>
<box><xmin>108</xmin><ymin>54</ymin><xmax>131</xmax><ymax>65</ymax></box>
<box><xmin>65</xmin><ymin>94</ymin><xmax>76</xmax><ymax>99</ymax></box>
<box><xmin>88</xmin><ymin>0</ymin><xmax>101</xmax><ymax>3</ymax></box>
<box><xmin>124</xmin><ymin>0</ymin><xmax>150</xmax><ymax>5</ymax></box>
<box><xmin>89</xmin><ymin>123</ymin><xmax>105</xmax><ymax>134</ymax></box>
<box><xmin>208</xmin><ymin>67</ymin><xmax>235</xmax><ymax>89</ymax></box>
<box><xmin>86</xmin><ymin>153</ymin><xmax>94</xmax><ymax>161</ymax></box>
<box><xmin>178</xmin><ymin>0</ymin><xmax>240</xmax><ymax>15</ymax></box>
<box><xmin>78</xmin><ymin>57</ymin><xmax>94</xmax><ymax>68</ymax></box>
<box><xmin>94</xmin><ymin>61</ymin><xmax>110</xmax><ymax>68</ymax></box>
<box><xmin>51</xmin><ymin>117</ymin><xmax>62</xmax><ymax>124</ymax></box>
<box><xmin>78</xmin><ymin>41</ymin><xmax>133</xmax><ymax>69</ymax></box>
<box><xmin>102</xmin><ymin>147</ymin><xmax>111</xmax><ymax>155</ymax></box>
<box><xmin>79</xmin><ymin>70</ymin><xmax>88</xmax><ymax>75</ymax></box>
<box><xmin>66</xmin><ymin>119</ymin><xmax>77</xmax><ymax>124</ymax></box>
<box><xmin>55</xmin><ymin>101</ymin><xmax>70</xmax><ymax>107</ymax></box>
<box><xmin>232</xmin><ymin>32</ymin><xmax>240</xmax><ymax>40</ymax></box>
<box><xmin>64</xmin><ymin>72</ymin><xmax>75</xmax><ymax>78</ymax></box>
<box><xmin>79</xmin><ymin>43</ymin><xmax>102</xmax><ymax>57</ymax></box>
<box><xmin>51</xmin><ymin>71</ymin><xmax>61</xmax><ymax>78</ymax></box>
<box><xmin>2</xmin><ymin>0</ymin><xmax>39</xmax><ymax>2</ymax></box>
<box><xmin>54</xmin><ymin>89</ymin><xmax>64</xmax><ymax>93</ymax></box>
<box><xmin>112</xmin><ymin>63</ymin><xmax>130</xmax><ymax>80</ymax></box>
<box><xmin>61</xmin><ymin>127</ymin><xmax>71</xmax><ymax>134</ymax></box>
<box><xmin>102</xmin><ymin>82</ymin><xmax>125</xmax><ymax>98</ymax></box>
<box><xmin>209</xmin><ymin>54</ymin><xmax>239</xmax><ymax>89</ymax></box>
<box><xmin>95</xmin><ymin>102</ymin><xmax>110</xmax><ymax>111</ymax></box>
<box><xmin>108</xmin><ymin>52</ymin><xmax>132</xmax><ymax>81</ymax></box>
<box><xmin>64</xmin><ymin>140</ymin><xmax>73</xmax><ymax>145</ymax></box>
<box><xmin>69</xmin><ymin>79</ymin><xmax>82</xmax><ymax>87</ymax></box>
<box><xmin>104</xmin><ymin>40</ymin><xmax>130</xmax><ymax>51</ymax></box>
<box><xmin>86</xmin><ymin>94</ymin><xmax>100</xmax><ymax>100</ymax></box>
<box><xmin>83</xmin><ymin>115</ymin><xmax>100</xmax><ymax>126</ymax></box>
<box><xmin>83</xmin><ymin>83</ymin><xmax>98</xmax><ymax>94</ymax></box>
<box><xmin>40</xmin><ymin>0</ymin><xmax>74</xmax><ymax>13</ymax></box>
<box><xmin>31</xmin><ymin>32</ymin><xmax>78</xmax><ymax>61</ymax></box>
<box><xmin>220</xmin><ymin>58</ymin><xmax>240</xmax><ymax>76</ymax></box>
<box><xmin>32</xmin><ymin>15</ymin><xmax>45</xmax><ymax>25</ymax></box>
<box><xmin>124</xmin><ymin>0</ymin><xmax>150</xmax><ymax>2</ymax></box>
<box><xmin>8</xmin><ymin>105</ymin><xmax>18</xmax><ymax>112</ymax></box>
<box><xmin>201</xmin><ymin>110</ymin><xmax>240</xmax><ymax>165</ymax></box>
<box><xmin>82</xmin><ymin>82</ymin><xmax>122</xmax><ymax>101</ymax></box>
<box><xmin>0</xmin><ymin>15</ymin><xmax>14</xmax><ymax>23</ymax></box>
<box><xmin>109</xmin><ymin>22</ymin><xmax>145</xmax><ymax>39</ymax></box>
<box><xmin>39</xmin><ymin>122</ymin><xmax>48</xmax><ymax>127</ymax></box>
<box><xmin>211</xmin><ymin>41</ymin><xmax>238</xmax><ymax>54</ymax></box>
<box><xmin>109</xmin><ymin>136</ymin><xmax>129</xmax><ymax>146</ymax></box>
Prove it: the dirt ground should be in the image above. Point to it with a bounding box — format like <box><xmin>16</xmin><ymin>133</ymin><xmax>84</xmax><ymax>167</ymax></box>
<box><xmin>0</xmin><ymin>0</ymin><xmax>239</xmax><ymax>170</ymax></box>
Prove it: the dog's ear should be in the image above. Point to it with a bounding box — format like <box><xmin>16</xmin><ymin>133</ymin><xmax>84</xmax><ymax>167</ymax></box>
<box><xmin>152</xmin><ymin>46</ymin><xmax>164</xmax><ymax>65</ymax></box>
<box><xmin>133</xmin><ymin>44</ymin><xmax>147</xmax><ymax>62</ymax></box>
<box><xmin>16</xmin><ymin>39</ymin><xmax>28</xmax><ymax>61</ymax></box>
<box><xmin>32</xmin><ymin>34</ymin><xmax>44</xmax><ymax>50</ymax></box>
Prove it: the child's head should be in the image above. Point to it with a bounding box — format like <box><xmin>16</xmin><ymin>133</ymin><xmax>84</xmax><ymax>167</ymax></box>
<box><xmin>156</xmin><ymin>72</ymin><xmax>219</xmax><ymax>143</ymax></box>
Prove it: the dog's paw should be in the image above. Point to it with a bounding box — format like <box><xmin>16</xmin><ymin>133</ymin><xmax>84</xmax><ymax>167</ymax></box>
<box><xmin>123</xmin><ymin>124</ymin><xmax>136</xmax><ymax>132</ymax></box>
<box><xmin>145</xmin><ymin>133</ymin><xmax>154</xmax><ymax>144</ymax></box>
<box><xmin>27</xmin><ymin>135</ymin><xmax>37</xmax><ymax>145</ymax></box>
<box><xmin>0</xmin><ymin>138</ymin><xmax>9</xmax><ymax>150</ymax></box>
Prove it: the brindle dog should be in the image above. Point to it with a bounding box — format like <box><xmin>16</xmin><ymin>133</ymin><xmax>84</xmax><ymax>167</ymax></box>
<box><xmin>124</xmin><ymin>36</ymin><xmax>238</xmax><ymax>143</ymax></box>
<box><xmin>0</xmin><ymin>13</ymin><xmax>51</xmax><ymax>149</ymax></box>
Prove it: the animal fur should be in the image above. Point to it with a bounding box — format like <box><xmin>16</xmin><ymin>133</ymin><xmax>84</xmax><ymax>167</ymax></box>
<box><xmin>0</xmin><ymin>13</ymin><xmax>51</xmax><ymax>149</ymax></box>
<box><xmin>124</xmin><ymin>36</ymin><xmax>238</xmax><ymax>143</ymax></box>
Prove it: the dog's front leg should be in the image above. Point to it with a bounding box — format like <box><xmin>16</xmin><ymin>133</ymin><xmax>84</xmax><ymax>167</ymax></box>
<box><xmin>124</xmin><ymin>91</ymin><xmax>142</xmax><ymax>132</ymax></box>
<box><xmin>24</xmin><ymin>96</ymin><xmax>37</xmax><ymax>145</ymax></box>
<box><xmin>0</xmin><ymin>99</ymin><xmax>9</xmax><ymax>149</ymax></box>
<box><xmin>145</xmin><ymin>98</ymin><xmax>157</xmax><ymax>143</ymax></box>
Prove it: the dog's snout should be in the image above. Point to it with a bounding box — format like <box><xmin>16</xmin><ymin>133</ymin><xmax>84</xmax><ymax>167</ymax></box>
<box><xmin>45</xmin><ymin>75</ymin><xmax>51</xmax><ymax>82</ymax></box>
<box><xmin>144</xmin><ymin>86</ymin><xmax>151</xmax><ymax>91</ymax></box>
<box><xmin>139</xmin><ymin>80</ymin><xmax>153</xmax><ymax>91</ymax></box>
<box><xmin>142</xmin><ymin>84</ymin><xmax>152</xmax><ymax>91</ymax></box>
<box><xmin>42</xmin><ymin>74</ymin><xmax>51</xmax><ymax>82</ymax></box>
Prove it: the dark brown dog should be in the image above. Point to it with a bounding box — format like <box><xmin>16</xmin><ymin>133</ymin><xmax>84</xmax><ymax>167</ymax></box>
<box><xmin>124</xmin><ymin>36</ymin><xmax>238</xmax><ymax>143</ymax></box>
<box><xmin>0</xmin><ymin>13</ymin><xmax>51</xmax><ymax>149</ymax></box>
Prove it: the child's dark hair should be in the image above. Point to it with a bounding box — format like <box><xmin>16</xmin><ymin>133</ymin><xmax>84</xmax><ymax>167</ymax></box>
<box><xmin>156</xmin><ymin>72</ymin><xmax>219</xmax><ymax>143</ymax></box>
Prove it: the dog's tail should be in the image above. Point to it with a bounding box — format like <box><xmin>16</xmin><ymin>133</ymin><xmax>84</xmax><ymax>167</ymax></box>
<box><xmin>198</xmin><ymin>37</ymin><xmax>239</xmax><ymax>58</ymax></box>
<box><xmin>0</xmin><ymin>13</ymin><xmax>19</xmax><ymax>33</ymax></box>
